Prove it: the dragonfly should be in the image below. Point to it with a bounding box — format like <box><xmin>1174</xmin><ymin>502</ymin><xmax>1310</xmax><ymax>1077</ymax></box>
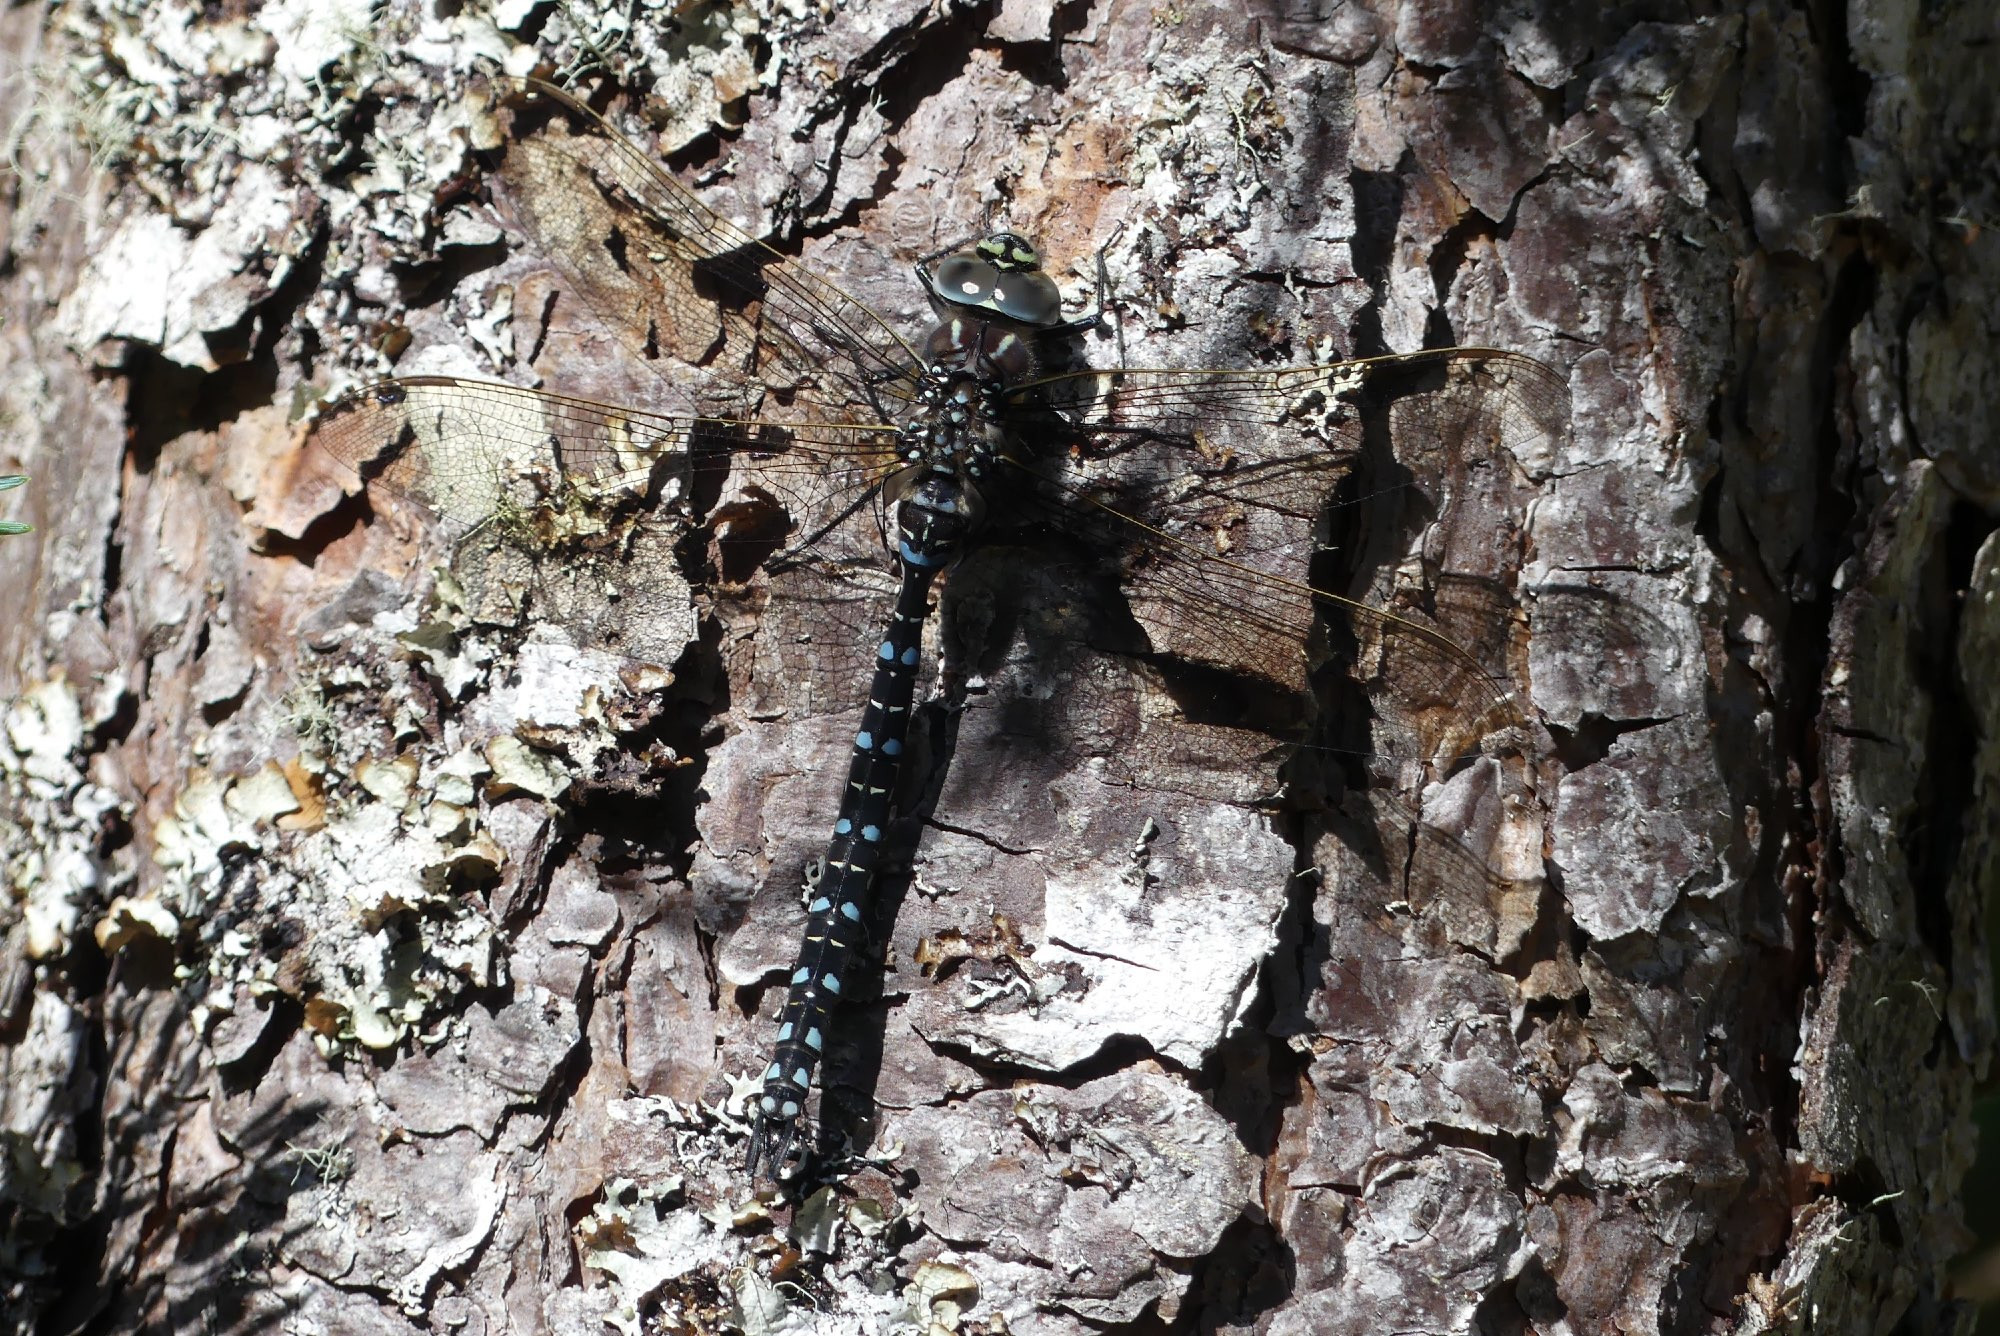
<box><xmin>309</xmin><ymin>77</ymin><xmax>1569</xmax><ymax>1181</ymax></box>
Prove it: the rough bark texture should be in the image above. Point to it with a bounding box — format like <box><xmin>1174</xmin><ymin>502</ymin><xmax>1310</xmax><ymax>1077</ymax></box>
<box><xmin>1</xmin><ymin>0</ymin><xmax>1994</xmax><ymax>1333</ymax></box>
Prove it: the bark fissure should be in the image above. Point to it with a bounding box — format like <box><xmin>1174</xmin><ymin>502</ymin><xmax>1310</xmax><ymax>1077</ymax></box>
<box><xmin>1</xmin><ymin>0</ymin><xmax>1993</xmax><ymax>1331</ymax></box>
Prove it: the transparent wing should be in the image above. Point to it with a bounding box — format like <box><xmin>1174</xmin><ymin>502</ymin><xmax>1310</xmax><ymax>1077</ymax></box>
<box><xmin>312</xmin><ymin>375</ymin><xmax>901</xmax><ymax>552</ymax></box>
<box><xmin>998</xmin><ymin>349</ymin><xmax>1571</xmax><ymax>762</ymax></box>
<box><xmin>1019</xmin><ymin>348</ymin><xmax>1566</xmax><ymax>479</ymax></box>
<box><xmin>309</xmin><ymin>375</ymin><xmax>908</xmax><ymax>675</ymax></box>
<box><xmin>485</xmin><ymin>78</ymin><xmax>923</xmax><ymax>419</ymax></box>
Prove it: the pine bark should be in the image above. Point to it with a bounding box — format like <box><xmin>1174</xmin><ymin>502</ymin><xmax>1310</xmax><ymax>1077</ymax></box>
<box><xmin>0</xmin><ymin>0</ymin><xmax>1994</xmax><ymax>1333</ymax></box>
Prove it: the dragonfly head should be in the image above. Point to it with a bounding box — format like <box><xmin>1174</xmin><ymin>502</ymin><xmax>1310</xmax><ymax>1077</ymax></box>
<box><xmin>923</xmin><ymin>232</ymin><xmax>1065</xmax><ymax>328</ymax></box>
<box><xmin>974</xmin><ymin>231</ymin><xmax>1042</xmax><ymax>271</ymax></box>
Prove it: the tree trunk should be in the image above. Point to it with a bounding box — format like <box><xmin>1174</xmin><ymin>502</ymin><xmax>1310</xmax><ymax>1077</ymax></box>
<box><xmin>2</xmin><ymin>0</ymin><xmax>1993</xmax><ymax>1333</ymax></box>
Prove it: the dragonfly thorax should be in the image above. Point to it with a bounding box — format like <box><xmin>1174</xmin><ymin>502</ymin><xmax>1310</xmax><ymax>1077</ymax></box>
<box><xmin>899</xmin><ymin>315</ymin><xmax>1037</xmax><ymax>476</ymax></box>
<box><xmin>898</xmin><ymin>233</ymin><xmax>1071</xmax><ymax>478</ymax></box>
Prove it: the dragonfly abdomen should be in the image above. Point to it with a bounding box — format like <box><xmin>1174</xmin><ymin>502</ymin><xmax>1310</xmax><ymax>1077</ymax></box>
<box><xmin>747</xmin><ymin>473</ymin><xmax>971</xmax><ymax>1176</ymax></box>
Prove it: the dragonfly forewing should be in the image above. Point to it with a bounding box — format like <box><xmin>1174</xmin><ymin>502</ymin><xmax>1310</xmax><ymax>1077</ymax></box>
<box><xmin>310</xmin><ymin>375</ymin><xmax>905</xmax><ymax>667</ymax></box>
<box><xmin>485</xmin><ymin>78</ymin><xmax>924</xmax><ymax>420</ymax></box>
<box><xmin>315</xmin><ymin>376</ymin><xmax>900</xmax><ymax>537</ymax></box>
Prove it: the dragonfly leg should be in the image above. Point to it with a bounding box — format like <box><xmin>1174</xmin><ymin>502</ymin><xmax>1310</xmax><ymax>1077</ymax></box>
<box><xmin>1045</xmin><ymin>221</ymin><xmax>1125</xmax><ymax>338</ymax></box>
<box><xmin>745</xmin><ymin>1105</ymin><xmax>806</xmax><ymax>1181</ymax></box>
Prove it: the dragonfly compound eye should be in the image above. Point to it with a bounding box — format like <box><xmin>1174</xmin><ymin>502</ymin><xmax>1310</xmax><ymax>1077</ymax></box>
<box><xmin>930</xmin><ymin>254</ymin><xmax>997</xmax><ymax>302</ymax></box>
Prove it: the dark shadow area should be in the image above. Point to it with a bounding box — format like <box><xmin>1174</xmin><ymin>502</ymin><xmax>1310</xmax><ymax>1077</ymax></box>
<box><xmin>1344</xmin><ymin>164</ymin><xmax>1404</xmax><ymax>359</ymax></box>
<box><xmin>1904</xmin><ymin>501</ymin><xmax>1989</xmax><ymax>969</ymax></box>
<box><xmin>1492</xmin><ymin>1254</ymin><xmax>1570</xmax><ymax>1334</ymax></box>
<box><xmin>857</xmin><ymin>2</ymin><xmax>1002</xmax><ymax>137</ymax></box>
<box><xmin>30</xmin><ymin>947</ymin><xmax>333</xmax><ymax>1336</ymax></box>
<box><xmin>1175</xmin><ymin>1212</ymin><xmax>1298</xmax><ymax>1334</ymax></box>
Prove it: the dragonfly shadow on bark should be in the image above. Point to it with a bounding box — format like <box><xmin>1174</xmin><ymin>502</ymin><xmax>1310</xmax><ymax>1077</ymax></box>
<box><xmin>789</xmin><ymin>470</ymin><xmax>1544</xmax><ymax>1169</ymax></box>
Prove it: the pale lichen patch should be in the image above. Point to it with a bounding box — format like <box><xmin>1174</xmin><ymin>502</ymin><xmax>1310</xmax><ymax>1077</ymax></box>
<box><xmin>579</xmin><ymin>1176</ymin><xmax>731</xmax><ymax>1336</ymax></box>
<box><xmin>484</xmin><ymin>735</ymin><xmax>572</xmax><ymax>801</ymax></box>
<box><xmin>1</xmin><ymin>674</ymin><xmax>129</xmax><ymax>961</ymax></box>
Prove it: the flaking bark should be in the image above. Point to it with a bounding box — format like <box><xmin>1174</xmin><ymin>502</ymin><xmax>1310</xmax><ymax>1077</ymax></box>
<box><xmin>0</xmin><ymin>0</ymin><xmax>1994</xmax><ymax>1332</ymax></box>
